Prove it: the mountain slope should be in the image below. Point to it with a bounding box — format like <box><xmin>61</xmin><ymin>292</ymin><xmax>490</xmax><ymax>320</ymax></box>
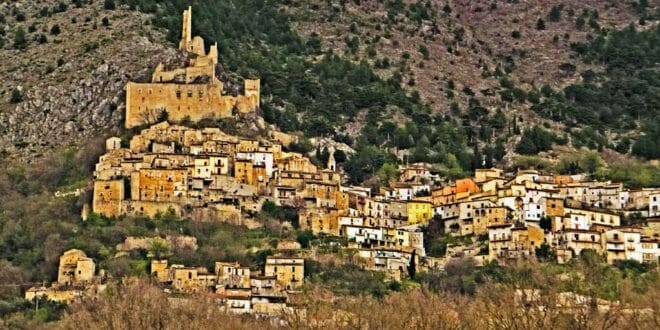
<box><xmin>285</xmin><ymin>0</ymin><xmax>654</xmax><ymax>152</ymax></box>
<box><xmin>0</xmin><ymin>1</ymin><xmax>176</xmax><ymax>158</ymax></box>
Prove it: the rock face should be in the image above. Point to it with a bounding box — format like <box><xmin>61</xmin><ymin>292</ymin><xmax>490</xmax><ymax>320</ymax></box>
<box><xmin>5</xmin><ymin>64</ymin><xmax>124</xmax><ymax>148</ymax></box>
<box><xmin>0</xmin><ymin>1</ymin><xmax>179</xmax><ymax>158</ymax></box>
<box><xmin>309</xmin><ymin>137</ymin><xmax>355</xmax><ymax>156</ymax></box>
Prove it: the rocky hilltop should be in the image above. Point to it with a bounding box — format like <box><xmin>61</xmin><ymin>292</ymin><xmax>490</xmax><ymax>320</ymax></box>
<box><xmin>0</xmin><ymin>1</ymin><xmax>176</xmax><ymax>158</ymax></box>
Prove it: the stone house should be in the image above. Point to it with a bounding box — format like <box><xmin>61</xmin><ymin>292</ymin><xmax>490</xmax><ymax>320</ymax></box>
<box><xmin>57</xmin><ymin>249</ymin><xmax>96</xmax><ymax>287</ymax></box>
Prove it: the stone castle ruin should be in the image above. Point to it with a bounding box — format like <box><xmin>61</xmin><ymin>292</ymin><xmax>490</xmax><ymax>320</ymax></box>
<box><xmin>124</xmin><ymin>7</ymin><xmax>260</xmax><ymax>128</ymax></box>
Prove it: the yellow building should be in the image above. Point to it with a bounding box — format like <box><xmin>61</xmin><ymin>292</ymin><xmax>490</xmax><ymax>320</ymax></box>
<box><xmin>488</xmin><ymin>225</ymin><xmax>544</xmax><ymax>261</ymax></box>
<box><xmin>473</xmin><ymin>206</ymin><xmax>511</xmax><ymax>235</ymax></box>
<box><xmin>481</xmin><ymin>178</ymin><xmax>506</xmax><ymax>194</ymax></box>
<box><xmin>643</xmin><ymin>218</ymin><xmax>660</xmax><ymax>238</ymax></box>
<box><xmin>545</xmin><ymin>197</ymin><xmax>565</xmax><ymax>217</ymax></box>
<box><xmin>264</xmin><ymin>257</ymin><xmax>304</xmax><ymax>290</ymax></box>
<box><xmin>303</xmin><ymin>208</ymin><xmax>341</xmax><ymax>236</ymax></box>
<box><xmin>234</xmin><ymin>159</ymin><xmax>255</xmax><ymax>185</ymax></box>
<box><xmin>238</xmin><ymin>138</ymin><xmax>260</xmax><ymax>152</ymax></box>
<box><xmin>474</xmin><ymin>168</ymin><xmax>503</xmax><ymax>183</ymax></box>
<box><xmin>135</xmin><ymin>168</ymin><xmax>187</xmax><ymax>203</ymax></box>
<box><xmin>281</xmin><ymin>154</ymin><xmax>318</xmax><ymax>173</ymax></box>
<box><xmin>57</xmin><ymin>249</ymin><xmax>96</xmax><ymax>286</ymax></box>
<box><xmin>170</xmin><ymin>266</ymin><xmax>216</xmax><ymax>293</ymax></box>
<box><xmin>92</xmin><ymin>179</ymin><xmax>124</xmax><ymax>217</ymax></box>
<box><xmin>407</xmin><ymin>199</ymin><xmax>432</xmax><ymax>224</ymax></box>
<box><xmin>151</xmin><ymin>260</ymin><xmax>169</xmax><ymax>282</ymax></box>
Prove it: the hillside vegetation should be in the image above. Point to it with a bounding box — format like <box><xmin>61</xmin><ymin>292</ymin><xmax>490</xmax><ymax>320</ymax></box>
<box><xmin>285</xmin><ymin>0</ymin><xmax>660</xmax><ymax>159</ymax></box>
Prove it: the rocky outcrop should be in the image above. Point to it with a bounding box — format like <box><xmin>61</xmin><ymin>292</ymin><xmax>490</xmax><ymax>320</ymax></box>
<box><xmin>0</xmin><ymin>1</ymin><xmax>179</xmax><ymax>158</ymax></box>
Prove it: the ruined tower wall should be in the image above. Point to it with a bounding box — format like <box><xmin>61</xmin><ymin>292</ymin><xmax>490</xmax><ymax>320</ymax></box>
<box><xmin>179</xmin><ymin>6</ymin><xmax>192</xmax><ymax>52</ymax></box>
<box><xmin>125</xmin><ymin>80</ymin><xmax>260</xmax><ymax>128</ymax></box>
<box><xmin>124</xmin><ymin>5</ymin><xmax>260</xmax><ymax>129</ymax></box>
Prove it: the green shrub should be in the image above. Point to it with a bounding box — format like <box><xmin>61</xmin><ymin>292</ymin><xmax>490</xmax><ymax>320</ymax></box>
<box><xmin>50</xmin><ymin>24</ymin><xmax>61</xmax><ymax>35</ymax></box>
<box><xmin>104</xmin><ymin>0</ymin><xmax>116</xmax><ymax>10</ymax></box>
<box><xmin>13</xmin><ymin>26</ymin><xmax>27</xmax><ymax>49</ymax></box>
<box><xmin>10</xmin><ymin>88</ymin><xmax>23</xmax><ymax>103</ymax></box>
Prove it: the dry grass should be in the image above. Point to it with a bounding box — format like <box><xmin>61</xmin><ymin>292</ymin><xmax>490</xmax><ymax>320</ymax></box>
<box><xmin>52</xmin><ymin>268</ymin><xmax>660</xmax><ymax>330</ymax></box>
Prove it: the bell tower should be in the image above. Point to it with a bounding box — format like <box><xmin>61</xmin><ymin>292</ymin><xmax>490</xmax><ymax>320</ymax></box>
<box><xmin>327</xmin><ymin>148</ymin><xmax>336</xmax><ymax>171</ymax></box>
<box><xmin>179</xmin><ymin>6</ymin><xmax>192</xmax><ymax>52</ymax></box>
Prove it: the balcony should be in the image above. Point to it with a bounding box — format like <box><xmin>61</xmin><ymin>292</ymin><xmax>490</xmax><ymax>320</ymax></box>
<box><xmin>606</xmin><ymin>244</ymin><xmax>624</xmax><ymax>251</ymax></box>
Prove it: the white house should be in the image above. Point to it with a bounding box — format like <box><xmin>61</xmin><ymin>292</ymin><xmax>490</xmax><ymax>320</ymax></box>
<box><xmin>650</xmin><ymin>192</ymin><xmax>660</xmax><ymax>217</ymax></box>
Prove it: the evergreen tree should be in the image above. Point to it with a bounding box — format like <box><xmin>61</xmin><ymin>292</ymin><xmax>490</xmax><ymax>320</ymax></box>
<box><xmin>536</xmin><ymin>18</ymin><xmax>546</xmax><ymax>30</ymax></box>
<box><xmin>10</xmin><ymin>88</ymin><xmax>23</xmax><ymax>103</ymax></box>
<box><xmin>408</xmin><ymin>249</ymin><xmax>417</xmax><ymax>280</ymax></box>
<box><xmin>547</xmin><ymin>5</ymin><xmax>562</xmax><ymax>22</ymax></box>
<box><xmin>491</xmin><ymin>109</ymin><xmax>506</xmax><ymax>130</ymax></box>
<box><xmin>471</xmin><ymin>145</ymin><xmax>482</xmax><ymax>171</ymax></box>
<box><xmin>539</xmin><ymin>216</ymin><xmax>552</xmax><ymax>231</ymax></box>
<box><xmin>104</xmin><ymin>0</ymin><xmax>116</xmax><ymax>10</ymax></box>
<box><xmin>535</xmin><ymin>243</ymin><xmax>555</xmax><ymax>261</ymax></box>
<box><xmin>515</xmin><ymin>126</ymin><xmax>556</xmax><ymax>154</ymax></box>
<box><xmin>13</xmin><ymin>26</ymin><xmax>26</xmax><ymax>49</ymax></box>
<box><xmin>493</xmin><ymin>139</ymin><xmax>506</xmax><ymax>161</ymax></box>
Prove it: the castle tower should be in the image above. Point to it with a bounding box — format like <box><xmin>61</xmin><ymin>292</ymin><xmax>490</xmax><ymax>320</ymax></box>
<box><xmin>244</xmin><ymin>79</ymin><xmax>261</xmax><ymax>106</ymax></box>
<box><xmin>208</xmin><ymin>42</ymin><xmax>219</xmax><ymax>65</ymax></box>
<box><xmin>179</xmin><ymin>6</ymin><xmax>192</xmax><ymax>52</ymax></box>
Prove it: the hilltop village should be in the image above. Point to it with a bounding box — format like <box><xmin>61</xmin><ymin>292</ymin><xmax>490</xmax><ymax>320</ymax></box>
<box><xmin>25</xmin><ymin>7</ymin><xmax>660</xmax><ymax>317</ymax></box>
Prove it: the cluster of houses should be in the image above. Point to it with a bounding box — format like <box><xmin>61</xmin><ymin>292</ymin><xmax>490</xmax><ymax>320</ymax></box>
<box><xmin>24</xmin><ymin>248</ymin><xmax>304</xmax><ymax>316</ymax></box>
<box><xmin>90</xmin><ymin>119</ymin><xmax>660</xmax><ymax>281</ymax></box>
<box><xmin>90</xmin><ymin>121</ymin><xmax>318</xmax><ymax>223</ymax></box>
<box><xmin>89</xmin><ymin>121</ymin><xmax>432</xmax><ymax>280</ymax></box>
<box><xmin>423</xmin><ymin>168</ymin><xmax>660</xmax><ymax>265</ymax></box>
<box><xmin>150</xmin><ymin>255</ymin><xmax>303</xmax><ymax>315</ymax></box>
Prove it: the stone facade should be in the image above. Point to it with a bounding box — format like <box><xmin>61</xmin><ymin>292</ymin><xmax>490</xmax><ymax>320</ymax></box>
<box><xmin>92</xmin><ymin>179</ymin><xmax>124</xmax><ymax>218</ymax></box>
<box><xmin>124</xmin><ymin>6</ymin><xmax>259</xmax><ymax>128</ymax></box>
<box><xmin>264</xmin><ymin>257</ymin><xmax>305</xmax><ymax>290</ymax></box>
<box><xmin>57</xmin><ymin>249</ymin><xmax>96</xmax><ymax>286</ymax></box>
